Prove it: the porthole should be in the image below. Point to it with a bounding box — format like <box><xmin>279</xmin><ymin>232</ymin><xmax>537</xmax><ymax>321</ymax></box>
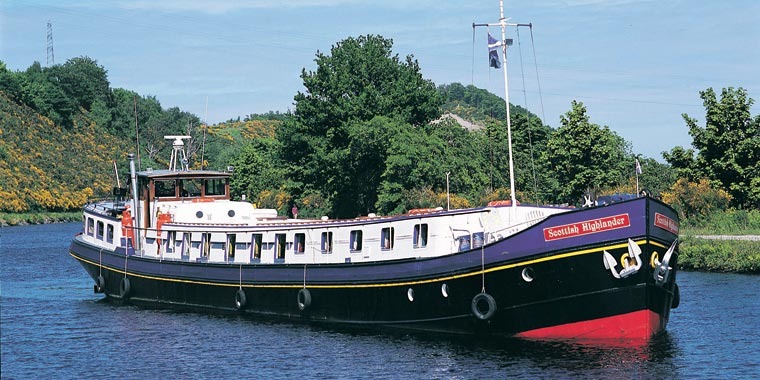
<box><xmin>228</xmin><ymin>209</ymin><xmax>236</xmax><ymax>217</ymax></box>
<box><xmin>441</xmin><ymin>283</ymin><xmax>450</xmax><ymax>298</ymax></box>
<box><xmin>407</xmin><ymin>288</ymin><xmax>415</xmax><ymax>302</ymax></box>
<box><xmin>521</xmin><ymin>267</ymin><xmax>535</xmax><ymax>283</ymax></box>
<box><xmin>196</xmin><ymin>211</ymin><xmax>204</xmax><ymax>219</ymax></box>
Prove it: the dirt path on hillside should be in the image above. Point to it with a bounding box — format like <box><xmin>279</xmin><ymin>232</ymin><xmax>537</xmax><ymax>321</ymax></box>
<box><xmin>693</xmin><ymin>235</ymin><xmax>760</xmax><ymax>241</ymax></box>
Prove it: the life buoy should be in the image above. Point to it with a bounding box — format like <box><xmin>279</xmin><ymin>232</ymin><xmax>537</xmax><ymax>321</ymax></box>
<box><xmin>297</xmin><ymin>288</ymin><xmax>312</xmax><ymax>311</ymax></box>
<box><xmin>235</xmin><ymin>288</ymin><xmax>247</xmax><ymax>310</ymax></box>
<box><xmin>671</xmin><ymin>283</ymin><xmax>680</xmax><ymax>309</ymax></box>
<box><xmin>120</xmin><ymin>277</ymin><xmax>131</xmax><ymax>299</ymax></box>
<box><xmin>94</xmin><ymin>275</ymin><xmax>106</xmax><ymax>294</ymax></box>
<box><xmin>471</xmin><ymin>292</ymin><xmax>497</xmax><ymax>320</ymax></box>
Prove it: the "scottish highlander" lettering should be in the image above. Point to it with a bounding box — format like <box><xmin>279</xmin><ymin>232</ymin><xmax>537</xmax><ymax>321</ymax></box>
<box><xmin>543</xmin><ymin>214</ymin><xmax>631</xmax><ymax>241</ymax></box>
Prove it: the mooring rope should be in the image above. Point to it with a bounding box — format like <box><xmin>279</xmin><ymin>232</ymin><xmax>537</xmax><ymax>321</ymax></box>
<box><xmin>481</xmin><ymin>244</ymin><xmax>486</xmax><ymax>293</ymax></box>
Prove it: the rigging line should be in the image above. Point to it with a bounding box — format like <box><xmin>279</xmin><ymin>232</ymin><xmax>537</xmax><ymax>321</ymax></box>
<box><xmin>516</xmin><ymin>27</ymin><xmax>539</xmax><ymax>203</ymax></box>
<box><xmin>471</xmin><ymin>24</ymin><xmax>476</xmax><ymax>87</ymax></box>
<box><xmin>529</xmin><ymin>25</ymin><xmax>547</xmax><ymax>125</ymax></box>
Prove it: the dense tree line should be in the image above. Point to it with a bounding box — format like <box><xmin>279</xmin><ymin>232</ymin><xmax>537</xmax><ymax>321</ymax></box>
<box><xmin>2</xmin><ymin>35</ymin><xmax>757</xmax><ymax>220</ymax></box>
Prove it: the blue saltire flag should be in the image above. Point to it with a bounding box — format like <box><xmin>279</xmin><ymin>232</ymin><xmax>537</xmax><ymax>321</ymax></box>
<box><xmin>488</xmin><ymin>32</ymin><xmax>501</xmax><ymax>69</ymax></box>
<box><xmin>636</xmin><ymin>159</ymin><xmax>642</xmax><ymax>175</ymax></box>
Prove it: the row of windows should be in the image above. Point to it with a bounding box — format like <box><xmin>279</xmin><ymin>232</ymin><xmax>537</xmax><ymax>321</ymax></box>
<box><xmin>85</xmin><ymin>217</ymin><xmax>114</xmax><ymax>244</ymax></box>
<box><xmin>154</xmin><ymin>178</ymin><xmax>226</xmax><ymax>198</ymax></box>
<box><xmin>85</xmin><ymin>216</ymin><xmax>431</xmax><ymax>260</ymax></box>
<box><xmin>162</xmin><ymin>223</ymin><xmax>430</xmax><ymax>261</ymax></box>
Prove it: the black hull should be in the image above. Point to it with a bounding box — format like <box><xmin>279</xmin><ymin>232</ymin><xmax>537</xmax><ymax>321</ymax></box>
<box><xmin>70</xmin><ymin>197</ymin><xmax>679</xmax><ymax>340</ymax></box>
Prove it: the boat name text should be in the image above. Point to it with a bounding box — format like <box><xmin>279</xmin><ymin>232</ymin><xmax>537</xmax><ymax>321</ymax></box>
<box><xmin>543</xmin><ymin>214</ymin><xmax>631</xmax><ymax>241</ymax></box>
<box><xmin>654</xmin><ymin>213</ymin><xmax>679</xmax><ymax>235</ymax></box>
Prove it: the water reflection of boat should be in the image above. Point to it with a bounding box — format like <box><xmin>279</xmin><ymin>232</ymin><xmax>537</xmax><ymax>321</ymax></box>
<box><xmin>69</xmin><ymin>2</ymin><xmax>680</xmax><ymax>344</ymax></box>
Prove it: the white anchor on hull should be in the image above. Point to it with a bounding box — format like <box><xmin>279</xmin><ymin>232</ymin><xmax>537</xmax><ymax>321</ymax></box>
<box><xmin>653</xmin><ymin>239</ymin><xmax>678</xmax><ymax>286</ymax></box>
<box><xmin>603</xmin><ymin>239</ymin><xmax>643</xmax><ymax>279</ymax></box>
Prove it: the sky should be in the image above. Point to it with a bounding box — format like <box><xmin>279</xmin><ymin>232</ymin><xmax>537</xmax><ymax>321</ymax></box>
<box><xmin>2</xmin><ymin>0</ymin><xmax>758</xmax><ymax>161</ymax></box>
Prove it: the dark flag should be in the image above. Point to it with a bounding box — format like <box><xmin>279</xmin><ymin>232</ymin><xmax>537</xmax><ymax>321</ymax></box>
<box><xmin>488</xmin><ymin>32</ymin><xmax>501</xmax><ymax>69</ymax></box>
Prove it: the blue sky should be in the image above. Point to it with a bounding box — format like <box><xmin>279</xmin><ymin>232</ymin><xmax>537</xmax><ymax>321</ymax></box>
<box><xmin>2</xmin><ymin>0</ymin><xmax>758</xmax><ymax>161</ymax></box>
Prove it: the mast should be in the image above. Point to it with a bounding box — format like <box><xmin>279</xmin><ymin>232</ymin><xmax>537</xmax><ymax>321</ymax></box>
<box><xmin>498</xmin><ymin>0</ymin><xmax>517</xmax><ymax>208</ymax></box>
<box><xmin>474</xmin><ymin>1</ymin><xmax>531</xmax><ymax>208</ymax></box>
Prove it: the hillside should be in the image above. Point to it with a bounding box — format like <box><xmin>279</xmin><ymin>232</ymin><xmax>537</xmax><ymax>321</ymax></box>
<box><xmin>0</xmin><ymin>92</ymin><xmax>128</xmax><ymax>212</ymax></box>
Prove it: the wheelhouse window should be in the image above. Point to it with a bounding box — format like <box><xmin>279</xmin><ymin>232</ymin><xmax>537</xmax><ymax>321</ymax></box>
<box><xmin>87</xmin><ymin>218</ymin><xmax>94</xmax><ymax>236</ymax></box>
<box><xmin>413</xmin><ymin>224</ymin><xmax>428</xmax><ymax>248</ymax></box>
<box><xmin>350</xmin><ymin>230</ymin><xmax>363</xmax><ymax>252</ymax></box>
<box><xmin>321</xmin><ymin>232</ymin><xmax>333</xmax><ymax>254</ymax></box>
<box><xmin>106</xmin><ymin>224</ymin><xmax>114</xmax><ymax>244</ymax></box>
<box><xmin>251</xmin><ymin>234</ymin><xmax>262</xmax><ymax>260</ymax></box>
<box><xmin>294</xmin><ymin>233</ymin><xmax>305</xmax><ymax>254</ymax></box>
<box><xmin>180</xmin><ymin>179</ymin><xmax>202</xmax><ymax>197</ymax></box>
<box><xmin>205</xmin><ymin>178</ymin><xmax>226</xmax><ymax>196</ymax></box>
<box><xmin>381</xmin><ymin>227</ymin><xmax>394</xmax><ymax>250</ymax></box>
<box><xmin>155</xmin><ymin>180</ymin><xmax>176</xmax><ymax>198</ymax></box>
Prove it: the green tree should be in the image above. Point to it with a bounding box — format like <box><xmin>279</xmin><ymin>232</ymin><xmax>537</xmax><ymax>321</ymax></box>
<box><xmin>543</xmin><ymin>101</ymin><xmax>630</xmax><ymax>204</ymax></box>
<box><xmin>669</xmin><ymin>87</ymin><xmax>760</xmax><ymax>208</ymax></box>
<box><xmin>230</xmin><ymin>138</ymin><xmax>285</xmax><ymax>202</ymax></box>
<box><xmin>0</xmin><ymin>61</ymin><xmax>23</xmax><ymax>102</ymax></box>
<box><xmin>56</xmin><ymin>56</ymin><xmax>111</xmax><ymax>112</ymax></box>
<box><xmin>279</xmin><ymin>35</ymin><xmax>443</xmax><ymax>218</ymax></box>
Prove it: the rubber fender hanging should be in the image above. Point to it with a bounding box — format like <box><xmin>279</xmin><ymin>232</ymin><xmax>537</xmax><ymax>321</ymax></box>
<box><xmin>119</xmin><ymin>277</ymin><xmax>131</xmax><ymax>299</ymax></box>
<box><xmin>471</xmin><ymin>292</ymin><xmax>497</xmax><ymax>320</ymax></box>
<box><xmin>235</xmin><ymin>288</ymin><xmax>247</xmax><ymax>310</ymax></box>
<box><xmin>671</xmin><ymin>283</ymin><xmax>680</xmax><ymax>309</ymax></box>
<box><xmin>297</xmin><ymin>288</ymin><xmax>312</xmax><ymax>311</ymax></box>
<box><xmin>94</xmin><ymin>275</ymin><xmax>106</xmax><ymax>293</ymax></box>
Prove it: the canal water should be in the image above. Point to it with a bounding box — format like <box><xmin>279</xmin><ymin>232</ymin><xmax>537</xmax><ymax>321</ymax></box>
<box><xmin>2</xmin><ymin>223</ymin><xmax>759</xmax><ymax>378</ymax></box>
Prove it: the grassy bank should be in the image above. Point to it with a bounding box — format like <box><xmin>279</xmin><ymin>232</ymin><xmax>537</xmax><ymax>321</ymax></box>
<box><xmin>0</xmin><ymin>212</ymin><xmax>81</xmax><ymax>226</ymax></box>
<box><xmin>678</xmin><ymin>209</ymin><xmax>760</xmax><ymax>274</ymax></box>
<box><xmin>678</xmin><ymin>237</ymin><xmax>760</xmax><ymax>273</ymax></box>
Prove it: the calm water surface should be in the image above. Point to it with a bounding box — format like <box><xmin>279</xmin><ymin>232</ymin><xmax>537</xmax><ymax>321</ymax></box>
<box><xmin>2</xmin><ymin>223</ymin><xmax>759</xmax><ymax>379</ymax></box>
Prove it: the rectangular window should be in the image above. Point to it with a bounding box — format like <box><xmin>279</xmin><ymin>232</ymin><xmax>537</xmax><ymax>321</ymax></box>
<box><xmin>472</xmin><ymin>232</ymin><xmax>485</xmax><ymax>249</ymax></box>
<box><xmin>181</xmin><ymin>233</ymin><xmax>190</xmax><ymax>259</ymax></box>
<box><xmin>350</xmin><ymin>230</ymin><xmax>363</xmax><ymax>252</ymax></box>
<box><xmin>155</xmin><ymin>180</ymin><xmax>176</xmax><ymax>198</ymax></box>
<box><xmin>227</xmin><ymin>234</ymin><xmax>236</xmax><ymax>260</ymax></box>
<box><xmin>87</xmin><ymin>218</ymin><xmax>94</xmax><ymax>236</ymax></box>
<box><xmin>205</xmin><ymin>178</ymin><xmax>226</xmax><ymax>196</ymax></box>
<box><xmin>381</xmin><ymin>227</ymin><xmax>394</xmax><ymax>250</ymax></box>
<box><xmin>96</xmin><ymin>221</ymin><xmax>104</xmax><ymax>240</ymax></box>
<box><xmin>106</xmin><ymin>224</ymin><xmax>114</xmax><ymax>243</ymax></box>
<box><xmin>294</xmin><ymin>233</ymin><xmax>305</xmax><ymax>254</ymax></box>
<box><xmin>321</xmin><ymin>231</ymin><xmax>333</xmax><ymax>254</ymax></box>
<box><xmin>201</xmin><ymin>233</ymin><xmax>211</xmax><ymax>257</ymax></box>
<box><xmin>165</xmin><ymin>231</ymin><xmax>175</xmax><ymax>253</ymax></box>
<box><xmin>413</xmin><ymin>224</ymin><xmax>428</xmax><ymax>248</ymax></box>
<box><xmin>180</xmin><ymin>179</ymin><xmax>202</xmax><ymax>197</ymax></box>
<box><xmin>458</xmin><ymin>235</ymin><xmax>471</xmax><ymax>252</ymax></box>
<box><xmin>275</xmin><ymin>234</ymin><xmax>286</xmax><ymax>260</ymax></box>
<box><xmin>251</xmin><ymin>234</ymin><xmax>262</xmax><ymax>260</ymax></box>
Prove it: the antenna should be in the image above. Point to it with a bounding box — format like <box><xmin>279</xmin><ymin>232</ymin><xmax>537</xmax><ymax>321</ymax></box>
<box><xmin>200</xmin><ymin>96</ymin><xmax>208</xmax><ymax>169</ymax></box>
<box><xmin>46</xmin><ymin>20</ymin><xmax>55</xmax><ymax>66</ymax></box>
<box><xmin>165</xmin><ymin>136</ymin><xmax>191</xmax><ymax>171</ymax></box>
